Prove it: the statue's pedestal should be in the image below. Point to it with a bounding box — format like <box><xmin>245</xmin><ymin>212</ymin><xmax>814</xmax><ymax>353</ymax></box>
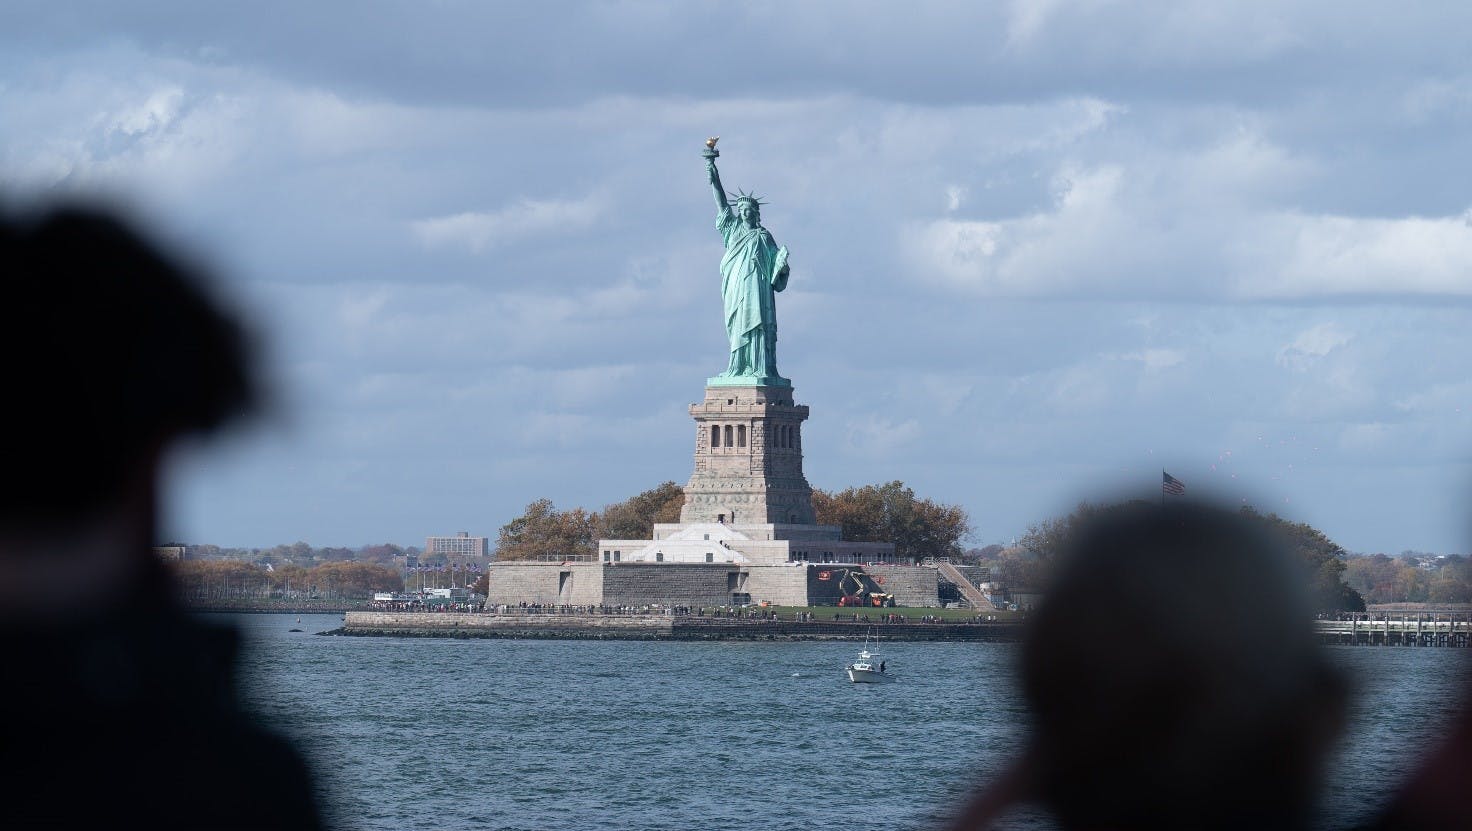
<box><xmin>587</xmin><ymin>380</ymin><xmax>901</xmax><ymax>601</ymax></box>
<box><xmin>680</xmin><ymin>385</ymin><xmax>814</xmax><ymax>526</ymax></box>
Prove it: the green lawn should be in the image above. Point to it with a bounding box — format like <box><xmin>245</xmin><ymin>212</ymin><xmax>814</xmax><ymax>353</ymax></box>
<box><xmin>698</xmin><ymin>605</ymin><xmax>1022</xmax><ymax>623</ymax></box>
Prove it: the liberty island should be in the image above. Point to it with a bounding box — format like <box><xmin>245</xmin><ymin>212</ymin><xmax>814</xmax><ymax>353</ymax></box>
<box><xmin>338</xmin><ymin>140</ymin><xmax>1472</xmax><ymax>646</ymax></box>
<box><xmin>474</xmin><ymin>139</ymin><xmax>927</xmax><ymax>614</ymax></box>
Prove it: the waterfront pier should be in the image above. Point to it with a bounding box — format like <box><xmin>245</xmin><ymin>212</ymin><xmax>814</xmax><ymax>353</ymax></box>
<box><xmin>1316</xmin><ymin>613</ymin><xmax>1471</xmax><ymax>647</ymax></box>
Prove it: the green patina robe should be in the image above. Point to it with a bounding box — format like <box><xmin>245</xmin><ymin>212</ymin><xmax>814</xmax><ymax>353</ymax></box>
<box><xmin>717</xmin><ymin>205</ymin><xmax>789</xmax><ymax>379</ymax></box>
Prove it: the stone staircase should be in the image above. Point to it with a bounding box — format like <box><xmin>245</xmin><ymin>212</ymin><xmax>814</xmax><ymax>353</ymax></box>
<box><xmin>935</xmin><ymin>561</ymin><xmax>993</xmax><ymax>610</ymax></box>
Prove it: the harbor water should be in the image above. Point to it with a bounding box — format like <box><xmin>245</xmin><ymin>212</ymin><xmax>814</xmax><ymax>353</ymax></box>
<box><xmin>232</xmin><ymin>614</ymin><xmax>1470</xmax><ymax>831</ymax></box>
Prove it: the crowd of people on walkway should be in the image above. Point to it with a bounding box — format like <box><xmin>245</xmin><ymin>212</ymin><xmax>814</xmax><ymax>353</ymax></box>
<box><xmin>370</xmin><ymin>600</ymin><xmax>479</xmax><ymax>612</ymax></box>
<box><xmin>488</xmin><ymin>602</ymin><xmax>699</xmax><ymax>616</ymax></box>
<box><xmin>372</xmin><ymin>600</ymin><xmax>1018</xmax><ymax>624</ymax></box>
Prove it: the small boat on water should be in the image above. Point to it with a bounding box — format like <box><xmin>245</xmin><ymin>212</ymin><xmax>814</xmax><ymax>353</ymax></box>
<box><xmin>845</xmin><ymin>632</ymin><xmax>892</xmax><ymax>683</ymax></box>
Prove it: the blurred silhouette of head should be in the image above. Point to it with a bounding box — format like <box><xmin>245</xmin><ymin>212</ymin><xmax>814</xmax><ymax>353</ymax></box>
<box><xmin>0</xmin><ymin>206</ymin><xmax>257</xmax><ymax>618</ymax></box>
<box><xmin>1019</xmin><ymin>501</ymin><xmax>1344</xmax><ymax>831</ymax></box>
<box><xmin>0</xmin><ymin>205</ymin><xmax>328</xmax><ymax>829</ymax></box>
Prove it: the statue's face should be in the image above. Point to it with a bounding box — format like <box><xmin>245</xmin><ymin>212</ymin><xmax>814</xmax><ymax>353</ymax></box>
<box><xmin>737</xmin><ymin>200</ymin><xmax>760</xmax><ymax>226</ymax></box>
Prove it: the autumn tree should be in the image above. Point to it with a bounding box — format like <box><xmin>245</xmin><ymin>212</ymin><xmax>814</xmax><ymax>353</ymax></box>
<box><xmin>1397</xmin><ymin>563</ymin><xmax>1431</xmax><ymax>602</ymax></box>
<box><xmin>470</xmin><ymin>572</ymin><xmax>489</xmax><ymax>596</ymax></box>
<box><xmin>986</xmin><ymin>505</ymin><xmax>1105</xmax><ymax>590</ymax></box>
<box><xmin>1429</xmin><ymin>574</ymin><xmax>1472</xmax><ymax>603</ymax></box>
<box><xmin>1344</xmin><ymin>553</ymin><xmax>1403</xmax><ymax>604</ymax></box>
<box><xmin>307</xmin><ymin>562</ymin><xmax>402</xmax><ymax>598</ymax></box>
<box><xmin>494</xmin><ymin>498</ymin><xmax>597</xmax><ymax>561</ymax></box>
<box><xmin>961</xmin><ymin>543</ymin><xmax>1005</xmax><ymax>565</ymax></box>
<box><xmin>1240</xmin><ymin>508</ymin><xmax>1365</xmax><ymax>612</ymax></box>
<box><xmin>170</xmin><ymin>560</ymin><xmax>273</xmax><ymax>600</ymax></box>
<box><xmin>1347</xmin><ymin>552</ymin><xmax>1472</xmax><ymax>604</ymax></box>
<box><xmin>597</xmin><ymin>482</ymin><xmax>685</xmax><ymax>540</ymax></box>
<box><xmin>269</xmin><ymin>563</ymin><xmax>310</xmax><ymax>598</ymax></box>
<box><xmin>812</xmin><ymin>480</ymin><xmax>970</xmax><ymax>561</ymax></box>
<box><xmin>1015</xmin><ymin>502</ymin><xmax>1118</xmax><ymax>560</ymax></box>
<box><xmin>357</xmin><ymin>543</ymin><xmax>406</xmax><ymax>565</ymax></box>
<box><xmin>984</xmin><ymin>547</ymin><xmax>1052</xmax><ymax>590</ymax></box>
<box><xmin>1433</xmin><ymin>555</ymin><xmax>1472</xmax><ymax>603</ymax></box>
<box><xmin>316</xmin><ymin>545</ymin><xmax>356</xmax><ymax>562</ymax></box>
<box><xmin>191</xmin><ymin>543</ymin><xmax>224</xmax><ymax>560</ymax></box>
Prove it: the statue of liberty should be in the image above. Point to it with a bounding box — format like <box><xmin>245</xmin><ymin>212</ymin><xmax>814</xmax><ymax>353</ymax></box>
<box><xmin>703</xmin><ymin>138</ymin><xmax>790</xmax><ymax>386</ymax></box>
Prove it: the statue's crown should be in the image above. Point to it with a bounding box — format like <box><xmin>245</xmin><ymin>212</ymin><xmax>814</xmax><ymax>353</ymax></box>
<box><xmin>727</xmin><ymin>189</ymin><xmax>766</xmax><ymax>207</ymax></box>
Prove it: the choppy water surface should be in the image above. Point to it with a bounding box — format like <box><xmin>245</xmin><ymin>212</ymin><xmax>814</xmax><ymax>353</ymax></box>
<box><xmin>231</xmin><ymin>614</ymin><xmax>1469</xmax><ymax>831</ymax></box>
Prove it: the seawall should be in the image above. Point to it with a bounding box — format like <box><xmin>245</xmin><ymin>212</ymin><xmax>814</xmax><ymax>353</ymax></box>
<box><xmin>336</xmin><ymin>611</ymin><xmax>1026</xmax><ymax>642</ymax></box>
<box><xmin>335</xmin><ymin>612</ymin><xmax>1472</xmax><ymax>646</ymax></box>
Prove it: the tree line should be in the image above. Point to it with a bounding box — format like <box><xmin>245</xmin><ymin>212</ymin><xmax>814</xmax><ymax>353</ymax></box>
<box><xmin>493</xmin><ymin>480</ymin><xmax>973</xmax><ymax>562</ymax></box>
<box><xmin>180</xmin><ymin>486</ymin><xmax>1437</xmax><ymax>613</ymax></box>
<box><xmin>962</xmin><ymin>502</ymin><xmax>1370</xmax><ymax>612</ymax></box>
<box><xmin>1342</xmin><ymin>552</ymin><xmax>1472</xmax><ymax>605</ymax></box>
<box><xmin>171</xmin><ymin>559</ymin><xmax>404</xmax><ymax>600</ymax></box>
<box><xmin>493</xmin><ymin>484</ymin><xmax>1396</xmax><ymax>615</ymax></box>
<box><xmin>169</xmin><ymin>541</ymin><xmax>427</xmax><ymax>568</ymax></box>
<box><xmin>491</xmin><ymin>483</ymin><xmax>679</xmax><ymax>563</ymax></box>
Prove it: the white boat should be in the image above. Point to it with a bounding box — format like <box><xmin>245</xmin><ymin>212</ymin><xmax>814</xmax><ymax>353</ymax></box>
<box><xmin>845</xmin><ymin>633</ymin><xmax>892</xmax><ymax>683</ymax></box>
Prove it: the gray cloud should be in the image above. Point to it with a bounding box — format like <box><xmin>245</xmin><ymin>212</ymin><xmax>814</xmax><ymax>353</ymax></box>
<box><xmin>5</xmin><ymin>2</ymin><xmax>1471</xmax><ymax>553</ymax></box>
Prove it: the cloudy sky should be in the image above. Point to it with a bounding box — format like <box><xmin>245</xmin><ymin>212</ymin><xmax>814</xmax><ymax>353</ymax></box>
<box><xmin>4</xmin><ymin>2</ymin><xmax>1470</xmax><ymax>554</ymax></box>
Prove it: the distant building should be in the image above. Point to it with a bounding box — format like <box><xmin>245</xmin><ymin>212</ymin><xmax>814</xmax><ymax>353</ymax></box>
<box><xmin>425</xmin><ymin>531</ymin><xmax>488</xmax><ymax>559</ymax></box>
<box><xmin>1009</xmin><ymin>589</ymin><xmax>1045</xmax><ymax>612</ymax></box>
<box><xmin>153</xmin><ymin>544</ymin><xmax>188</xmax><ymax>561</ymax></box>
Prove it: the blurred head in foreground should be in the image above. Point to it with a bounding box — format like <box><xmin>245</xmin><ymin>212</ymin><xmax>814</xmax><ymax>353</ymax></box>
<box><xmin>953</xmin><ymin>501</ymin><xmax>1345</xmax><ymax>831</ymax></box>
<box><xmin>0</xmin><ymin>205</ymin><xmax>324</xmax><ymax>829</ymax></box>
<box><xmin>0</xmin><ymin>206</ymin><xmax>255</xmax><ymax>615</ymax></box>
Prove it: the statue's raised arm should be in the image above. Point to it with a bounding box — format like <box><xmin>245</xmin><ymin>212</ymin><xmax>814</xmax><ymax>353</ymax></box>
<box><xmin>706</xmin><ymin>157</ymin><xmax>729</xmax><ymax>215</ymax></box>
<box><xmin>703</xmin><ymin>136</ymin><xmax>731</xmax><ymax>216</ymax></box>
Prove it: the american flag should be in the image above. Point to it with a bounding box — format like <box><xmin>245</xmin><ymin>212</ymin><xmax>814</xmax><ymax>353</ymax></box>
<box><xmin>1162</xmin><ymin>471</ymin><xmax>1186</xmax><ymax>496</ymax></box>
